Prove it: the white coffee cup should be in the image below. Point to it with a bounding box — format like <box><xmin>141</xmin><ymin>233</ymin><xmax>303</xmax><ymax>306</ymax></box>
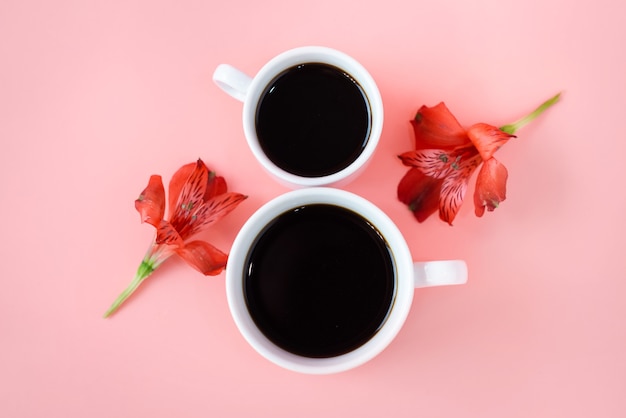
<box><xmin>213</xmin><ymin>46</ymin><xmax>384</xmax><ymax>188</ymax></box>
<box><xmin>225</xmin><ymin>188</ymin><xmax>467</xmax><ymax>374</ymax></box>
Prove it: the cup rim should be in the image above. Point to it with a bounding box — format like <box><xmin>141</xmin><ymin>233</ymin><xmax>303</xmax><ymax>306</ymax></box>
<box><xmin>225</xmin><ymin>188</ymin><xmax>414</xmax><ymax>374</ymax></box>
<box><xmin>241</xmin><ymin>46</ymin><xmax>384</xmax><ymax>188</ymax></box>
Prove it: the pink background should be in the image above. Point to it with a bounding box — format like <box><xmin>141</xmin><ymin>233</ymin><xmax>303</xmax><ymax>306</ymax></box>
<box><xmin>2</xmin><ymin>0</ymin><xmax>625</xmax><ymax>416</ymax></box>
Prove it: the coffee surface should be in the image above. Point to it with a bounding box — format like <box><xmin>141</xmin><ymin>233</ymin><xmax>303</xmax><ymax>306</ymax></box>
<box><xmin>244</xmin><ymin>204</ymin><xmax>395</xmax><ymax>358</ymax></box>
<box><xmin>255</xmin><ymin>63</ymin><xmax>371</xmax><ymax>177</ymax></box>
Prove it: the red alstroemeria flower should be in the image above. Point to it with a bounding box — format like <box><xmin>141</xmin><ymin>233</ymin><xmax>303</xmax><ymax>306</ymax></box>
<box><xmin>104</xmin><ymin>159</ymin><xmax>247</xmax><ymax>317</ymax></box>
<box><xmin>398</xmin><ymin>94</ymin><xmax>560</xmax><ymax>225</ymax></box>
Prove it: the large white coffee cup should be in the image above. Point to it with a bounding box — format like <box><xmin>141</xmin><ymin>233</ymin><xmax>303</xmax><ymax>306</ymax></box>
<box><xmin>226</xmin><ymin>188</ymin><xmax>467</xmax><ymax>374</ymax></box>
<box><xmin>213</xmin><ymin>46</ymin><xmax>383</xmax><ymax>188</ymax></box>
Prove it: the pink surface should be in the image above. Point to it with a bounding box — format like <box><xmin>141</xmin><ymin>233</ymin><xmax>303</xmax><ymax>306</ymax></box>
<box><xmin>1</xmin><ymin>0</ymin><xmax>625</xmax><ymax>416</ymax></box>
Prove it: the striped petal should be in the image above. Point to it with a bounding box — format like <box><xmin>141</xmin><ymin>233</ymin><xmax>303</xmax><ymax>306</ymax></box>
<box><xmin>168</xmin><ymin>162</ymin><xmax>196</xmax><ymax>218</ymax></box>
<box><xmin>155</xmin><ymin>219</ymin><xmax>184</xmax><ymax>247</ymax></box>
<box><xmin>173</xmin><ymin>192</ymin><xmax>248</xmax><ymax>241</ymax></box>
<box><xmin>398</xmin><ymin>149</ymin><xmax>455</xmax><ymax>178</ymax></box>
<box><xmin>169</xmin><ymin>160</ymin><xmax>228</xmax><ymax>215</ymax></box>
<box><xmin>399</xmin><ymin>146</ymin><xmax>480</xmax><ymax>179</ymax></box>
<box><xmin>200</xmin><ymin>192</ymin><xmax>247</xmax><ymax>227</ymax></box>
<box><xmin>438</xmin><ymin>154</ymin><xmax>482</xmax><ymax>225</ymax></box>
<box><xmin>170</xmin><ymin>160</ymin><xmax>211</xmax><ymax>234</ymax></box>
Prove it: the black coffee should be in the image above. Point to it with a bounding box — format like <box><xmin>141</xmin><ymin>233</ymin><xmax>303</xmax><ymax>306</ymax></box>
<box><xmin>255</xmin><ymin>63</ymin><xmax>371</xmax><ymax>177</ymax></box>
<box><xmin>243</xmin><ymin>204</ymin><xmax>395</xmax><ymax>358</ymax></box>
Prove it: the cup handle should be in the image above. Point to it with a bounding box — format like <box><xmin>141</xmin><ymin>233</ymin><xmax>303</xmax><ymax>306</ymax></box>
<box><xmin>212</xmin><ymin>64</ymin><xmax>252</xmax><ymax>102</ymax></box>
<box><xmin>413</xmin><ymin>260</ymin><xmax>467</xmax><ymax>288</ymax></box>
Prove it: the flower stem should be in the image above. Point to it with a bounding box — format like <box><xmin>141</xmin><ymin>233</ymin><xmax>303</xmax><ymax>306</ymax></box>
<box><xmin>103</xmin><ymin>261</ymin><xmax>155</xmax><ymax>318</ymax></box>
<box><xmin>103</xmin><ymin>242</ymin><xmax>173</xmax><ymax>318</ymax></box>
<box><xmin>500</xmin><ymin>92</ymin><xmax>561</xmax><ymax>135</ymax></box>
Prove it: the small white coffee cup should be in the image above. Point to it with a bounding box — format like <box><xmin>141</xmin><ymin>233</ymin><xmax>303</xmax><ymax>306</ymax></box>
<box><xmin>213</xmin><ymin>46</ymin><xmax>384</xmax><ymax>188</ymax></box>
<box><xmin>226</xmin><ymin>188</ymin><xmax>467</xmax><ymax>374</ymax></box>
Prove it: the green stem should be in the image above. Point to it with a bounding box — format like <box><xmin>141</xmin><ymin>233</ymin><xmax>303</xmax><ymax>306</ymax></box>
<box><xmin>500</xmin><ymin>92</ymin><xmax>561</xmax><ymax>135</ymax></box>
<box><xmin>103</xmin><ymin>242</ymin><xmax>175</xmax><ymax>318</ymax></box>
<box><xmin>103</xmin><ymin>261</ymin><xmax>155</xmax><ymax>318</ymax></box>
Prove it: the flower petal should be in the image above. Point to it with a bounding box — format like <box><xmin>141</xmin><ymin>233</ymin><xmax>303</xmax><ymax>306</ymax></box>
<box><xmin>176</xmin><ymin>240</ymin><xmax>228</xmax><ymax>276</ymax></box>
<box><xmin>438</xmin><ymin>154</ymin><xmax>482</xmax><ymax>225</ymax></box>
<box><xmin>438</xmin><ymin>175</ymin><xmax>469</xmax><ymax>226</ymax></box>
<box><xmin>172</xmin><ymin>192</ymin><xmax>248</xmax><ymax>241</ymax></box>
<box><xmin>411</xmin><ymin>102</ymin><xmax>470</xmax><ymax>149</ymax></box>
<box><xmin>398</xmin><ymin>150</ymin><xmax>454</xmax><ymax>178</ymax></box>
<box><xmin>155</xmin><ymin>219</ymin><xmax>184</xmax><ymax>247</ymax></box>
<box><xmin>397</xmin><ymin>167</ymin><xmax>442</xmax><ymax>223</ymax></box>
<box><xmin>204</xmin><ymin>172</ymin><xmax>228</xmax><ymax>201</ymax></box>
<box><xmin>170</xmin><ymin>159</ymin><xmax>211</xmax><ymax>232</ymax></box>
<box><xmin>168</xmin><ymin>162</ymin><xmax>196</xmax><ymax>218</ymax></box>
<box><xmin>135</xmin><ymin>175</ymin><xmax>165</xmax><ymax>228</ymax></box>
<box><xmin>467</xmin><ymin>123</ymin><xmax>516</xmax><ymax>161</ymax></box>
<box><xmin>201</xmin><ymin>192</ymin><xmax>248</xmax><ymax>226</ymax></box>
<box><xmin>474</xmin><ymin>158</ymin><xmax>508</xmax><ymax>217</ymax></box>
<box><xmin>399</xmin><ymin>146</ymin><xmax>480</xmax><ymax>179</ymax></box>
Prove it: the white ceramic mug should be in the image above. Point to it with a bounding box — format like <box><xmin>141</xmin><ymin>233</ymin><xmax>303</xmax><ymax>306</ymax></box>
<box><xmin>213</xmin><ymin>46</ymin><xmax>384</xmax><ymax>188</ymax></box>
<box><xmin>225</xmin><ymin>188</ymin><xmax>467</xmax><ymax>374</ymax></box>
